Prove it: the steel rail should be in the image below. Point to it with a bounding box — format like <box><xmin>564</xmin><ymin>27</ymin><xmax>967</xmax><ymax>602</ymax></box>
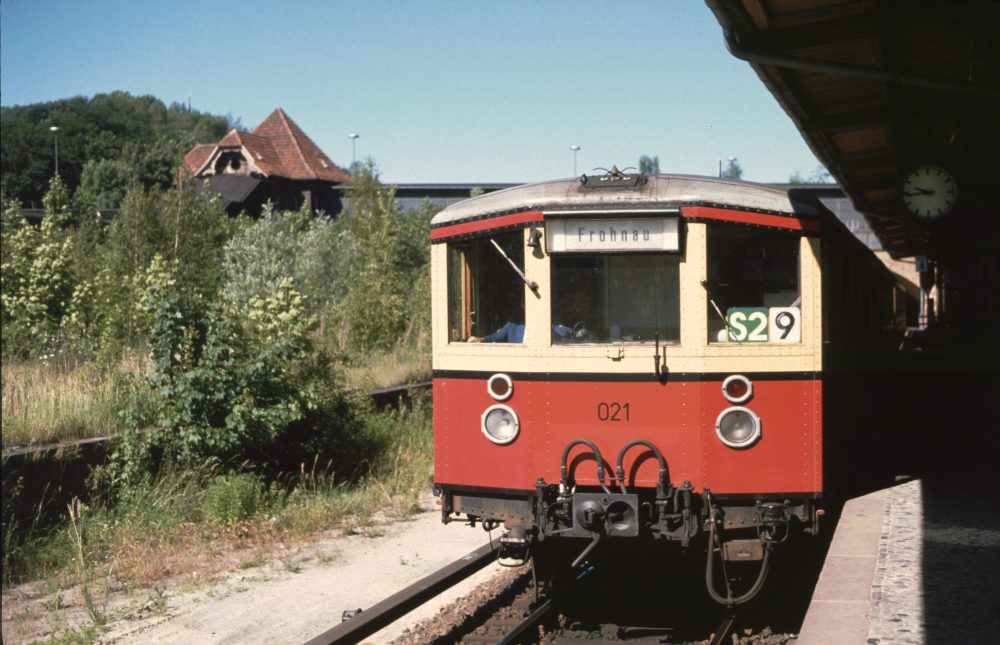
<box><xmin>708</xmin><ymin>614</ymin><xmax>737</xmax><ymax>645</ymax></box>
<box><xmin>301</xmin><ymin>540</ymin><xmax>499</xmax><ymax>645</ymax></box>
<box><xmin>494</xmin><ymin>565</ymin><xmax>597</xmax><ymax>645</ymax></box>
<box><xmin>495</xmin><ymin>596</ymin><xmax>555</xmax><ymax>645</ymax></box>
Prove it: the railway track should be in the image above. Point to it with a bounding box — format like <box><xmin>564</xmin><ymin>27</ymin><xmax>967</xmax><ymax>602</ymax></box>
<box><xmin>304</xmin><ymin>508</ymin><xmax>835</xmax><ymax>644</ymax></box>
<box><xmin>458</xmin><ymin>562</ymin><xmax>743</xmax><ymax>645</ymax></box>
<box><xmin>302</xmin><ymin>540</ymin><xmax>500</xmax><ymax>645</ymax></box>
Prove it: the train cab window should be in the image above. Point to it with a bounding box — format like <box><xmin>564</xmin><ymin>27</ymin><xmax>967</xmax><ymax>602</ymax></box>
<box><xmin>551</xmin><ymin>254</ymin><xmax>680</xmax><ymax>343</ymax></box>
<box><xmin>447</xmin><ymin>231</ymin><xmax>526</xmax><ymax>342</ymax></box>
<box><xmin>705</xmin><ymin>225</ymin><xmax>801</xmax><ymax>343</ymax></box>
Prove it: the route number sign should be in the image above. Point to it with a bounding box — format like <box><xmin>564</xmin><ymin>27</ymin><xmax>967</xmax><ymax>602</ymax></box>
<box><xmin>726</xmin><ymin>307</ymin><xmax>800</xmax><ymax>343</ymax></box>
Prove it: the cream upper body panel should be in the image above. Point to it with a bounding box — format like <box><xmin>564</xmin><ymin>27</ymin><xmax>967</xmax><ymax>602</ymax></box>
<box><xmin>432</xmin><ymin>225</ymin><xmax>824</xmax><ymax>375</ymax></box>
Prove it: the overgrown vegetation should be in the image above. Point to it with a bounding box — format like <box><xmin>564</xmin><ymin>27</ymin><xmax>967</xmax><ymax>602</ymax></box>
<box><xmin>1</xmin><ymin>94</ymin><xmax>439</xmax><ymax>639</ymax></box>
<box><xmin>3</xmin><ymin>403</ymin><xmax>433</xmax><ymax>589</ymax></box>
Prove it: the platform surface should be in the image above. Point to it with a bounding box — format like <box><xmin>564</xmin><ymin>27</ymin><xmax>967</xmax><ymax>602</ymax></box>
<box><xmin>798</xmin><ymin>477</ymin><xmax>1000</xmax><ymax>644</ymax></box>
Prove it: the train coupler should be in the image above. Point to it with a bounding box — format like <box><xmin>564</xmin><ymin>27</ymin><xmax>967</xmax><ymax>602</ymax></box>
<box><xmin>498</xmin><ymin>528</ymin><xmax>532</xmax><ymax>567</ymax></box>
<box><xmin>757</xmin><ymin>501</ymin><xmax>791</xmax><ymax>543</ymax></box>
<box><xmin>571</xmin><ymin>492</ymin><xmax>640</xmax><ymax>538</ymax></box>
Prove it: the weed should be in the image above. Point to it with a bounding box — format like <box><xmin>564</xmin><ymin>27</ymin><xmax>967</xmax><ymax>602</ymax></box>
<box><xmin>147</xmin><ymin>587</ymin><xmax>168</xmax><ymax>616</ymax></box>
<box><xmin>45</xmin><ymin>590</ymin><xmax>66</xmax><ymax>612</ymax></box>
<box><xmin>202</xmin><ymin>473</ymin><xmax>274</xmax><ymax>526</ymax></box>
<box><xmin>67</xmin><ymin>499</ymin><xmax>107</xmax><ymax>626</ymax></box>
<box><xmin>44</xmin><ymin>624</ymin><xmax>103</xmax><ymax>645</ymax></box>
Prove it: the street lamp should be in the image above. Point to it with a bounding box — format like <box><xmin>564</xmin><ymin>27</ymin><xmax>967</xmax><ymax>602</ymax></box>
<box><xmin>50</xmin><ymin>126</ymin><xmax>60</xmax><ymax>176</ymax></box>
<box><xmin>348</xmin><ymin>133</ymin><xmax>359</xmax><ymax>167</ymax></box>
<box><xmin>570</xmin><ymin>145</ymin><xmax>580</xmax><ymax>176</ymax></box>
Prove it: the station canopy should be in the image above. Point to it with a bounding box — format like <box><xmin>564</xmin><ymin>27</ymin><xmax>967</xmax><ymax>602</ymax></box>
<box><xmin>707</xmin><ymin>0</ymin><xmax>1000</xmax><ymax>259</ymax></box>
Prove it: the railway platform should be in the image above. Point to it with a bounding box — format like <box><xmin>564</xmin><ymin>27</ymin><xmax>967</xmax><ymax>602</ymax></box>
<box><xmin>797</xmin><ymin>475</ymin><xmax>1000</xmax><ymax>644</ymax></box>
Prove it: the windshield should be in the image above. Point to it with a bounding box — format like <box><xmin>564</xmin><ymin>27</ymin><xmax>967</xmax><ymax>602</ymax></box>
<box><xmin>551</xmin><ymin>253</ymin><xmax>680</xmax><ymax>343</ymax></box>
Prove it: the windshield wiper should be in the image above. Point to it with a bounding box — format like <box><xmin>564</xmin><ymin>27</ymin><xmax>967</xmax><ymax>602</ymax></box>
<box><xmin>700</xmin><ymin>279</ymin><xmax>740</xmax><ymax>344</ymax></box>
<box><xmin>489</xmin><ymin>238</ymin><xmax>539</xmax><ymax>295</ymax></box>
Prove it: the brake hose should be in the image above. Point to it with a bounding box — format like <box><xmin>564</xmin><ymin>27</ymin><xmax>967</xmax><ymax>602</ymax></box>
<box><xmin>705</xmin><ymin>514</ymin><xmax>772</xmax><ymax>607</ymax></box>
<box><xmin>560</xmin><ymin>439</ymin><xmax>612</xmax><ymax>495</ymax></box>
<box><xmin>614</xmin><ymin>439</ymin><xmax>670</xmax><ymax>495</ymax></box>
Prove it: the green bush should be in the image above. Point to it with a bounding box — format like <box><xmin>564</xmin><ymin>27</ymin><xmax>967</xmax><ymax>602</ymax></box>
<box><xmin>134</xmin><ymin>256</ymin><xmax>369</xmax><ymax>473</ymax></box>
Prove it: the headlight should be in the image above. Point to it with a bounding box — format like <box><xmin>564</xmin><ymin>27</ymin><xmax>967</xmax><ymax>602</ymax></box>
<box><xmin>482</xmin><ymin>404</ymin><xmax>520</xmax><ymax>445</ymax></box>
<box><xmin>715</xmin><ymin>406</ymin><xmax>761</xmax><ymax>448</ymax></box>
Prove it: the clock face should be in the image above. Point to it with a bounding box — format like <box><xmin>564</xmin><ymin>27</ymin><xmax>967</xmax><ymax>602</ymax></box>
<box><xmin>902</xmin><ymin>165</ymin><xmax>957</xmax><ymax>219</ymax></box>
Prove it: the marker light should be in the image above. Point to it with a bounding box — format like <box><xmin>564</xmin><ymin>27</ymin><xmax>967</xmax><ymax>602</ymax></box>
<box><xmin>715</xmin><ymin>406</ymin><xmax>761</xmax><ymax>448</ymax></box>
<box><xmin>722</xmin><ymin>374</ymin><xmax>753</xmax><ymax>404</ymax></box>
<box><xmin>487</xmin><ymin>373</ymin><xmax>514</xmax><ymax>401</ymax></box>
<box><xmin>482</xmin><ymin>404</ymin><xmax>520</xmax><ymax>445</ymax></box>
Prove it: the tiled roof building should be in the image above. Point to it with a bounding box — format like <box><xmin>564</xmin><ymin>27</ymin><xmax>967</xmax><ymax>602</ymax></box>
<box><xmin>183</xmin><ymin>108</ymin><xmax>349</xmax><ymax>216</ymax></box>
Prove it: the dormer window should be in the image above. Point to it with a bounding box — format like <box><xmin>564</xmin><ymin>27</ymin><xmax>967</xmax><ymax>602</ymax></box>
<box><xmin>214</xmin><ymin>151</ymin><xmax>246</xmax><ymax>175</ymax></box>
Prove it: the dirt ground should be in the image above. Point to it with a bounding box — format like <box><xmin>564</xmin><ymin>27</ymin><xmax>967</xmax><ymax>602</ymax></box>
<box><xmin>2</xmin><ymin>495</ymin><xmax>506</xmax><ymax>644</ymax></box>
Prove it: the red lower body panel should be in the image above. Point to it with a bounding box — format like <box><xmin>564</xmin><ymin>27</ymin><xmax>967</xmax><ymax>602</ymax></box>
<box><xmin>433</xmin><ymin>375</ymin><xmax>822</xmax><ymax>496</ymax></box>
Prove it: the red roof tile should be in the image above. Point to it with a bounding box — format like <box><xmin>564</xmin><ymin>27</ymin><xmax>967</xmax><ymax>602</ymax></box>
<box><xmin>252</xmin><ymin>108</ymin><xmax>351</xmax><ymax>183</ymax></box>
<box><xmin>183</xmin><ymin>143</ymin><xmax>216</xmax><ymax>175</ymax></box>
<box><xmin>216</xmin><ymin>130</ymin><xmax>286</xmax><ymax>177</ymax></box>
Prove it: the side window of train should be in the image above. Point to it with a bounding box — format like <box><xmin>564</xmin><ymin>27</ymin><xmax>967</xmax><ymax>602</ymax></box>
<box><xmin>447</xmin><ymin>230</ymin><xmax>526</xmax><ymax>343</ymax></box>
<box><xmin>551</xmin><ymin>253</ymin><xmax>681</xmax><ymax>344</ymax></box>
<box><xmin>706</xmin><ymin>225</ymin><xmax>801</xmax><ymax>344</ymax></box>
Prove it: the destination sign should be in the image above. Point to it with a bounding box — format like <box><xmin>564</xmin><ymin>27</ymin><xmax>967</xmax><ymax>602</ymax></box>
<box><xmin>545</xmin><ymin>217</ymin><xmax>679</xmax><ymax>253</ymax></box>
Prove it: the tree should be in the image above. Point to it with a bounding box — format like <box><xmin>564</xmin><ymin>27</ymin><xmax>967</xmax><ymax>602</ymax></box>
<box><xmin>77</xmin><ymin>158</ymin><xmax>137</xmax><ymax>210</ymax></box>
<box><xmin>639</xmin><ymin>155</ymin><xmax>660</xmax><ymax>175</ymax></box>
<box><xmin>721</xmin><ymin>158</ymin><xmax>744</xmax><ymax>180</ymax></box>
<box><xmin>0</xmin><ymin>93</ymin><xmax>230</xmax><ymax>206</ymax></box>
<box><xmin>789</xmin><ymin>164</ymin><xmax>833</xmax><ymax>184</ymax></box>
<box><xmin>0</xmin><ymin>180</ymin><xmax>78</xmax><ymax>357</ymax></box>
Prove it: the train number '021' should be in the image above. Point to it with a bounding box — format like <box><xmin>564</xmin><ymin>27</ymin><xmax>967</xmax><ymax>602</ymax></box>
<box><xmin>598</xmin><ymin>402</ymin><xmax>631</xmax><ymax>422</ymax></box>
<box><xmin>726</xmin><ymin>307</ymin><xmax>801</xmax><ymax>343</ymax></box>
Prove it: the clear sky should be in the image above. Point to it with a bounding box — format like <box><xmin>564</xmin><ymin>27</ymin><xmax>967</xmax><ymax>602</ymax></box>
<box><xmin>1</xmin><ymin>0</ymin><xmax>825</xmax><ymax>184</ymax></box>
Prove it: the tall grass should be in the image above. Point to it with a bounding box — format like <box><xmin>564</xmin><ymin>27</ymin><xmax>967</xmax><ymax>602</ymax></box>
<box><xmin>1</xmin><ymin>353</ymin><xmax>156</xmax><ymax>450</ymax></box>
<box><xmin>342</xmin><ymin>344</ymin><xmax>431</xmax><ymax>391</ymax></box>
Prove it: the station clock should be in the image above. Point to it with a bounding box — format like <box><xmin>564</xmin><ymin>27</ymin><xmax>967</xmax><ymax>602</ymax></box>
<box><xmin>901</xmin><ymin>164</ymin><xmax>957</xmax><ymax>219</ymax></box>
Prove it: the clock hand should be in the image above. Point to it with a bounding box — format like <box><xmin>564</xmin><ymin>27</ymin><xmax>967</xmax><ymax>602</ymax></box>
<box><xmin>904</xmin><ymin>188</ymin><xmax>936</xmax><ymax>197</ymax></box>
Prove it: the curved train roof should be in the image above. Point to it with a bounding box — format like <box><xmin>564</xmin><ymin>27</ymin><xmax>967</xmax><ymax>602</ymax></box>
<box><xmin>431</xmin><ymin>174</ymin><xmax>822</xmax><ymax>227</ymax></box>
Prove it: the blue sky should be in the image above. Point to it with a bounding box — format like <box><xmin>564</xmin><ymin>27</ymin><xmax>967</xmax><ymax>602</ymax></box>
<box><xmin>1</xmin><ymin>0</ymin><xmax>825</xmax><ymax>184</ymax></box>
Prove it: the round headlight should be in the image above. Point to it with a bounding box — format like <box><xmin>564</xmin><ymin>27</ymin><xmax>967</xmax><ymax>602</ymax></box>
<box><xmin>722</xmin><ymin>374</ymin><xmax>753</xmax><ymax>404</ymax></box>
<box><xmin>482</xmin><ymin>404</ymin><xmax>520</xmax><ymax>445</ymax></box>
<box><xmin>487</xmin><ymin>373</ymin><xmax>513</xmax><ymax>401</ymax></box>
<box><xmin>715</xmin><ymin>406</ymin><xmax>761</xmax><ymax>448</ymax></box>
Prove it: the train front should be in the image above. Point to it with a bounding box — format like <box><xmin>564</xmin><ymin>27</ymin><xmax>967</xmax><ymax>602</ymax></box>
<box><xmin>430</xmin><ymin>173</ymin><xmax>825</xmax><ymax>604</ymax></box>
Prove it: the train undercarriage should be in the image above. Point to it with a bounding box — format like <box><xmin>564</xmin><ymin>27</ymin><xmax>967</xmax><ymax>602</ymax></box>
<box><xmin>436</xmin><ymin>439</ymin><xmax>820</xmax><ymax>606</ymax></box>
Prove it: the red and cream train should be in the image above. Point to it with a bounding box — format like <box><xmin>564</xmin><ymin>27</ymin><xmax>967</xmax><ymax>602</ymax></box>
<box><xmin>430</xmin><ymin>171</ymin><xmax>906</xmax><ymax>604</ymax></box>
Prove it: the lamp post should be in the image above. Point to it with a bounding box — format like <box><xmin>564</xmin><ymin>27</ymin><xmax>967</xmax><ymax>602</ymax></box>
<box><xmin>348</xmin><ymin>133</ymin><xmax>359</xmax><ymax>167</ymax></box>
<box><xmin>570</xmin><ymin>145</ymin><xmax>580</xmax><ymax>176</ymax></box>
<box><xmin>50</xmin><ymin>126</ymin><xmax>60</xmax><ymax>176</ymax></box>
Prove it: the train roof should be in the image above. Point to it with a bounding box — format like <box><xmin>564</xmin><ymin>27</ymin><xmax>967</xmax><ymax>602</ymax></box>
<box><xmin>431</xmin><ymin>174</ymin><xmax>823</xmax><ymax>227</ymax></box>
